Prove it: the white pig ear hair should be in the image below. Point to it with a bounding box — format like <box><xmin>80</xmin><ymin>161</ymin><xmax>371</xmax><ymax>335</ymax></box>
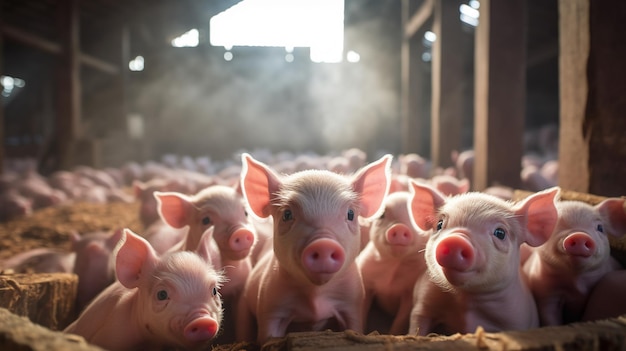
<box><xmin>115</xmin><ymin>228</ymin><xmax>159</xmax><ymax>289</ymax></box>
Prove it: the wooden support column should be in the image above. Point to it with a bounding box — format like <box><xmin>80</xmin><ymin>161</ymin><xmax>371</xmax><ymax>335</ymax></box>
<box><xmin>473</xmin><ymin>0</ymin><xmax>525</xmax><ymax>191</ymax></box>
<box><xmin>559</xmin><ymin>0</ymin><xmax>626</xmax><ymax>196</ymax></box>
<box><xmin>55</xmin><ymin>0</ymin><xmax>81</xmax><ymax>171</ymax></box>
<box><xmin>558</xmin><ymin>0</ymin><xmax>589</xmax><ymax>194</ymax></box>
<box><xmin>431</xmin><ymin>0</ymin><xmax>466</xmax><ymax>169</ymax></box>
<box><xmin>401</xmin><ymin>0</ymin><xmax>433</xmax><ymax>155</ymax></box>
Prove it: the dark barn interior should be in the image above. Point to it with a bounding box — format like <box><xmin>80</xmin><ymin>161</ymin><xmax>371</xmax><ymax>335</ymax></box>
<box><xmin>1</xmin><ymin>0</ymin><xmax>626</xmax><ymax>350</ymax></box>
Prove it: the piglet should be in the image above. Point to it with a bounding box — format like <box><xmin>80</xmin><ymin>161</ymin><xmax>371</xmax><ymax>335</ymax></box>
<box><xmin>430</xmin><ymin>174</ymin><xmax>470</xmax><ymax>196</ymax></box>
<box><xmin>155</xmin><ymin>185</ymin><xmax>256</xmax><ymax>297</ymax></box>
<box><xmin>237</xmin><ymin>153</ymin><xmax>391</xmax><ymax>343</ymax></box>
<box><xmin>73</xmin><ymin>229</ymin><xmax>124</xmax><ymax>311</ymax></box>
<box><xmin>64</xmin><ymin>228</ymin><xmax>224</xmax><ymax>351</ymax></box>
<box><xmin>408</xmin><ymin>183</ymin><xmax>560</xmax><ymax>335</ymax></box>
<box><xmin>357</xmin><ymin>191</ymin><xmax>430</xmax><ymax>335</ymax></box>
<box><xmin>133</xmin><ymin>178</ymin><xmax>189</xmax><ymax>227</ymax></box>
<box><xmin>582</xmin><ymin>269</ymin><xmax>626</xmax><ymax>321</ymax></box>
<box><xmin>0</xmin><ymin>247</ymin><xmax>74</xmax><ymax>274</ymax></box>
<box><xmin>0</xmin><ymin>189</ymin><xmax>33</xmax><ymax>222</ymax></box>
<box><xmin>522</xmin><ymin>198</ymin><xmax>626</xmax><ymax>326</ymax></box>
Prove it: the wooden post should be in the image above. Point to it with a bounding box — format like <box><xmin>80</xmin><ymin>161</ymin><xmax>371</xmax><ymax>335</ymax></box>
<box><xmin>401</xmin><ymin>0</ymin><xmax>433</xmax><ymax>156</ymax></box>
<box><xmin>55</xmin><ymin>0</ymin><xmax>81</xmax><ymax>170</ymax></box>
<box><xmin>473</xmin><ymin>0</ymin><xmax>525</xmax><ymax>190</ymax></box>
<box><xmin>431</xmin><ymin>0</ymin><xmax>466</xmax><ymax>169</ymax></box>
<box><xmin>559</xmin><ymin>0</ymin><xmax>626</xmax><ymax>196</ymax></box>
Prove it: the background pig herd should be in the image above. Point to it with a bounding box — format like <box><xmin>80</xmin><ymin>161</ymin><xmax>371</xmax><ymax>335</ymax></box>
<box><xmin>1</xmin><ymin>143</ymin><xmax>624</xmax><ymax>351</ymax></box>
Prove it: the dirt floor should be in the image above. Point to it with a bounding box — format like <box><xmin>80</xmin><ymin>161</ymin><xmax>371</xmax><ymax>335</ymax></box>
<box><xmin>0</xmin><ymin>201</ymin><xmax>143</xmax><ymax>262</ymax></box>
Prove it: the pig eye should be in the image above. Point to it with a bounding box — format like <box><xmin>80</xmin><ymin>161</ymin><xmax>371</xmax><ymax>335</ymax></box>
<box><xmin>379</xmin><ymin>211</ymin><xmax>385</xmax><ymax>220</ymax></box>
<box><xmin>202</xmin><ymin>216</ymin><xmax>211</xmax><ymax>225</ymax></box>
<box><xmin>597</xmin><ymin>224</ymin><xmax>604</xmax><ymax>233</ymax></box>
<box><xmin>347</xmin><ymin>209</ymin><xmax>355</xmax><ymax>221</ymax></box>
<box><xmin>436</xmin><ymin>220</ymin><xmax>443</xmax><ymax>231</ymax></box>
<box><xmin>156</xmin><ymin>290</ymin><xmax>169</xmax><ymax>301</ymax></box>
<box><xmin>282</xmin><ymin>209</ymin><xmax>293</xmax><ymax>222</ymax></box>
<box><xmin>212</xmin><ymin>287</ymin><xmax>218</xmax><ymax>296</ymax></box>
<box><xmin>493</xmin><ymin>228</ymin><xmax>506</xmax><ymax>240</ymax></box>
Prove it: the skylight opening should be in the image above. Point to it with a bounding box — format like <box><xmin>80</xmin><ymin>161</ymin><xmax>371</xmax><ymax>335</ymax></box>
<box><xmin>172</xmin><ymin>29</ymin><xmax>200</xmax><ymax>48</ymax></box>
<box><xmin>209</xmin><ymin>0</ymin><xmax>345</xmax><ymax>63</ymax></box>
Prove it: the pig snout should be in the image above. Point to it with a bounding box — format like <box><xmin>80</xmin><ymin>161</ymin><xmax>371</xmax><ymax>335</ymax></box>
<box><xmin>563</xmin><ymin>232</ymin><xmax>596</xmax><ymax>257</ymax></box>
<box><xmin>435</xmin><ymin>234</ymin><xmax>475</xmax><ymax>271</ymax></box>
<box><xmin>385</xmin><ymin>223</ymin><xmax>413</xmax><ymax>246</ymax></box>
<box><xmin>229</xmin><ymin>228</ymin><xmax>255</xmax><ymax>253</ymax></box>
<box><xmin>183</xmin><ymin>316</ymin><xmax>219</xmax><ymax>342</ymax></box>
<box><xmin>301</xmin><ymin>238</ymin><xmax>346</xmax><ymax>276</ymax></box>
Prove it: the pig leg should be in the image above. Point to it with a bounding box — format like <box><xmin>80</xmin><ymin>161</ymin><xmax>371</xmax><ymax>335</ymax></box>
<box><xmin>235</xmin><ymin>291</ymin><xmax>256</xmax><ymax>342</ymax></box>
<box><xmin>388</xmin><ymin>296</ymin><xmax>412</xmax><ymax>335</ymax></box>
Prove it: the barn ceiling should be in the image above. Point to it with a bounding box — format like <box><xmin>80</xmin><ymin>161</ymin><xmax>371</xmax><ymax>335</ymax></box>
<box><xmin>1</xmin><ymin>0</ymin><xmax>242</xmax><ymax>75</ymax></box>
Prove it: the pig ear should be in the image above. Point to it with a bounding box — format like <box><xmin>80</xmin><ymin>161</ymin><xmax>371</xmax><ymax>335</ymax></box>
<box><xmin>115</xmin><ymin>229</ymin><xmax>159</xmax><ymax>289</ymax></box>
<box><xmin>241</xmin><ymin>153</ymin><xmax>282</xmax><ymax>219</ymax></box>
<box><xmin>69</xmin><ymin>231</ymin><xmax>81</xmax><ymax>250</ymax></box>
<box><xmin>132</xmin><ymin>180</ymin><xmax>146</xmax><ymax>198</ymax></box>
<box><xmin>351</xmin><ymin>154</ymin><xmax>392</xmax><ymax>219</ymax></box>
<box><xmin>515</xmin><ymin>186</ymin><xmax>560</xmax><ymax>247</ymax></box>
<box><xmin>106</xmin><ymin>228</ymin><xmax>124</xmax><ymax>249</ymax></box>
<box><xmin>196</xmin><ymin>227</ymin><xmax>217</xmax><ymax>264</ymax></box>
<box><xmin>155</xmin><ymin>191</ymin><xmax>194</xmax><ymax>228</ymax></box>
<box><xmin>409</xmin><ymin>180</ymin><xmax>446</xmax><ymax>231</ymax></box>
<box><xmin>596</xmin><ymin>198</ymin><xmax>626</xmax><ymax>238</ymax></box>
<box><xmin>458</xmin><ymin>178</ymin><xmax>470</xmax><ymax>194</ymax></box>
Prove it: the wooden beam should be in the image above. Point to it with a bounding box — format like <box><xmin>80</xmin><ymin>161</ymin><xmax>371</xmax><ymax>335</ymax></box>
<box><xmin>1</xmin><ymin>25</ymin><xmax>61</xmax><ymax>54</ymax></box>
<box><xmin>55</xmin><ymin>0</ymin><xmax>81</xmax><ymax>170</ymax></box>
<box><xmin>404</xmin><ymin>0</ymin><xmax>434</xmax><ymax>39</ymax></box>
<box><xmin>473</xmin><ymin>0</ymin><xmax>526</xmax><ymax>191</ymax></box>
<box><xmin>1</xmin><ymin>25</ymin><xmax>119</xmax><ymax>74</ymax></box>
<box><xmin>401</xmin><ymin>0</ymin><xmax>432</xmax><ymax>155</ymax></box>
<box><xmin>430</xmin><ymin>0</ymin><xmax>467</xmax><ymax>170</ymax></box>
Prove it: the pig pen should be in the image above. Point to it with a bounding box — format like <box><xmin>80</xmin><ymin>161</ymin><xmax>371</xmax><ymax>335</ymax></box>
<box><xmin>1</xmin><ymin>191</ymin><xmax>626</xmax><ymax>351</ymax></box>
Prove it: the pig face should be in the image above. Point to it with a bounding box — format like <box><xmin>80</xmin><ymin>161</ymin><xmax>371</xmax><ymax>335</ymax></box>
<box><xmin>409</xmin><ymin>182</ymin><xmax>559</xmax><ymax>293</ymax></box>
<box><xmin>369</xmin><ymin>191</ymin><xmax>427</xmax><ymax>258</ymax></box>
<box><xmin>156</xmin><ymin>185</ymin><xmax>256</xmax><ymax>259</ymax></box>
<box><xmin>241</xmin><ymin>153</ymin><xmax>391</xmax><ymax>286</ymax></box>
<box><xmin>538</xmin><ymin>199</ymin><xmax>626</xmax><ymax>272</ymax></box>
<box><xmin>116</xmin><ymin>229</ymin><xmax>225</xmax><ymax>349</ymax></box>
